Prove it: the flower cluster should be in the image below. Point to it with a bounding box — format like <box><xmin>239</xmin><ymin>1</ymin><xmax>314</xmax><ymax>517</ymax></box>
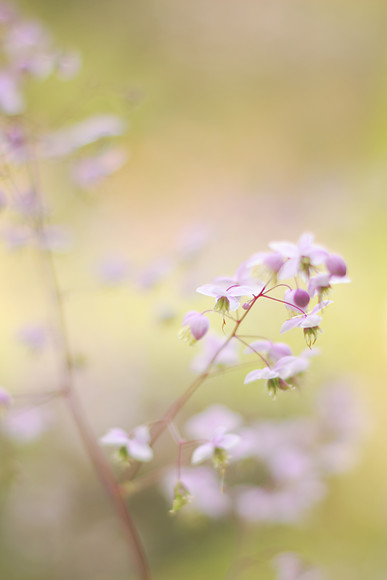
<box><xmin>162</xmin><ymin>386</ymin><xmax>364</xmax><ymax>523</ymax></box>
<box><xmin>180</xmin><ymin>233</ymin><xmax>348</xmax><ymax>395</ymax></box>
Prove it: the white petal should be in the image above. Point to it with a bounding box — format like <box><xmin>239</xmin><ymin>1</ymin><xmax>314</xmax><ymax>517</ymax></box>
<box><xmin>191</xmin><ymin>443</ymin><xmax>214</xmax><ymax>464</ymax></box>
<box><xmin>100</xmin><ymin>428</ymin><xmax>129</xmax><ymax>446</ymax></box>
<box><xmin>244</xmin><ymin>368</ymin><xmax>278</xmax><ymax>384</ymax></box>
<box><xmin>127</xmin><ymin>440</ymin><xmax>154</xmax><ymax>462</ymax></box>
<box><xmin>219</xmin><ymin>433</ymin><xmax>241</xmax><ymax>450</ymax></box>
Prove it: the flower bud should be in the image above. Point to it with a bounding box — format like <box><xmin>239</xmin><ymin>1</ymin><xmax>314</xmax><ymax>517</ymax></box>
<box><xmin>293</xmin><ymin>288</ymin><xmax>310</xmax><ymax>309</ymax></box>
<box><xmin>326</xmin><ymin>254</ymin><xmax>347</xmax><ymax>277</ymax></box>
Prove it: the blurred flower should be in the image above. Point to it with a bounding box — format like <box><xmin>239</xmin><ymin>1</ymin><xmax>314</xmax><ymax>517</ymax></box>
<box><xmin>270</xmin><ymin>233</ymin><xmax>328</xmax><ymax>280</ymax></box>
<box><xmin>100</xmin><ymin>425</ymin><xmax>153</xmax><ymax>462</ymax></box>
<box><xmin>96</xmin><ymin>255</ymin><xmax>129</xmax><ymax>285</ymax></box>
<box><xmin>197</xmin><ymin>277</ymin><xmax>262</xmax><ymax>312</ymax></box>
<box><xmin>163</xmin><ymin>467</ymin><xmax>231</xmax><ymax>518</ymax></box>
<box><xmin>180</xmin><ymin>310</ymin><xmax>210</xmax><ymax>344</ymax></box>
<box><xmin>16</xmin><ymin>323</ymin><xmax>48</xmax><ymax>351</ymax></box>
<box><xmin>186</xmin><ymin>405</ymin><xmax>242</xmax><ymax>466</ymax></box>
<box><xmin>191</xmin><ymin>334</ymin><xmax>239</xmax><ymax>374</ymax></box>
<box><xmin>71</xmin><ymin>148</ymin><xmax>127</xmax><ymax>189</ymax></box>
<box><xmin>273</xmin><ymin>552</ymin><xmax>324</xmax><ymax>580</ymax></box>
<box><xmin>2</xmin><ymin>407</ymin><xmax>50</xmax><ymax>443</ymax></box>
<box><xmin>42</xmin><ymin>115</ymin><xmax>127</xmax><ymax>157</ymax></box>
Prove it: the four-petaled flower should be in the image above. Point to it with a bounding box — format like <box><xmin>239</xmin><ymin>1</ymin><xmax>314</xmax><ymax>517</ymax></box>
<box><xmin>270</xmin><ymin>233</ymin><xmax>328</xmax><ymax>280</ymax></box>
<box><xmin>197</xmin><ymin>277</ymin><xmax>263</xmax><ymax>312</ymax></box>
<box><xmin>100</xmin><ymin>425</ymin><xmax>153</xmax><ymax>462</ymax></box>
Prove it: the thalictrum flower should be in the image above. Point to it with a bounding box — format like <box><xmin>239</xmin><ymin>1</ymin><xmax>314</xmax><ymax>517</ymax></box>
<box><xmin>270</xmin><ymin>233</ymin><xmax>328</xmax><ymax>280</ymax></box>
<box><xmin>197</xmin><ymin>277</ymin><xmax>262</xmax><ymax>312</ymax></box>
<box><xmin>244</xmin><ymin>354</ymin><xmax>310</xmax><ymax>385</ymax></box>
<box><xmin>284</xmin><ymin>288</ymin><xmax>310</xmax><ymax>312</ymax></box>
<box><xmin>186</xmin><ymin>405</ymin><xmax>242</xmax><ymax>466</ymax></box>
<box><xmin>325</xmin><ymin>253</ymin><xmax>347</xmax><ymax>277</ymax></box>
<box><xmin>245</xmin><ymin>340</ymin><xmax>293</xmax><ymax>362</ymax></box>
<box><xmin>100</xmin><ymin>425</ymin><xmax>153</xmax><ymax>462</ymax></box>
<box><xmin>180</xmin><ymin>310</ymin><xmax>210</xmax><ymax>344</ymax></box>
<box><xmin>191</xmin><ymin>334</ymin><xmax>239</xmax><ymax>373</ymax></box>
<box><xmin>280</xmin><ymin>301</ymin><xmax>332</xmax><ymax>334</ymax></box>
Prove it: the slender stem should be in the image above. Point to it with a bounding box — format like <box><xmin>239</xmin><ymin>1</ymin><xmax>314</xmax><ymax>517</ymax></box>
<box><xmin>126</xmin><ymin>291</ymin><xmax>265</xmax><ymax>482</ymax></box>
<box><xmin>26</xmin><ymin>143</ymin><xmax>151</xmax><ymax>580</ymax></box>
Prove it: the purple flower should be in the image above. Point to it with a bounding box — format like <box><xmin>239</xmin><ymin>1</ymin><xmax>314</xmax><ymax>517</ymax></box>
<box><xmin>181</xmin><ymin>310</ymin><xmax>210</xmax><ymax>343</ymax></box>
<box><xmin>197</xmin><ymin>277</ymin><xmax>262</xmax><ymax>312</ymax></box>
<box><xmin>191</xmin><ymin>334</ymin><xmax>239</xmax><ymax>373</ymax></box>
<box><xmin>245</xmin><ymin>340</ymin><xmax>293</xmax><ymax>362</ymax></box>
<box><xmin>246</xmin><ymin>251</ymin><xmax>285</xmax><ymax>276</ymax></box>
<box><xmin>163</xmin><ymin>467</ymin><xmax>231</xmax><ymax>518</ymax></box>
<box><xmin>244</xmin><ymin>354</ymin><xmax>310</xmax><ymax>385</ymax></box>
<box><xmin>284</xmin><ymin>288</ymin><xmax>310</xmax><ymax>312</ymax></box>
<box><xmin>325</xmin><ymin>253</ymin><xmax>347</xmax><ymax>277</ymax></box>
<box><xmin>280</xmin><ymin>301</ymin><xmax>332</xmax><ymax>334</ymax></box>
<box><xmin>186</xmin><ymin>405</ymin><xmax>242</xmax><ymax>465</ymax></box>
<box><xmin>100</xmin><ymin>425</ymin><xmax>153</xmax><ymax>462</ymax></box>
<box><xmin>270</xmin><ymin>233</ymin><xmax>328</xmax><ymax>280</ymax></box>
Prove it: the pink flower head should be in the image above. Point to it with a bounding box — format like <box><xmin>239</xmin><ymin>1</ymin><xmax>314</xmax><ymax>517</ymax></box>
<box><xmin>186</xmin><ymin>405</ymin><xmax>242</xmax><ymax>465</ymax></box>
<box><xmin>270</xmin><ymin>233</ymin><xmax>328</xmax><ymax>280</ymax></box>
<box><xmin>100</xmin><ymin>425</ymin><xmax>153</xmax><ymax>462</ymax></box>
<box><xmin>191</xmin><ymin>334</ymin><xmax>239</xmax><ymax>373</ymax></box>
<box><xmin>284</xmin><ymin>288</ymin><xmax>310</xmax><ymax>313</ymax></box>
<box><xmin>280</xmin><ymin>301</ymin><xmax>332</xmax><ymax>334</ymax></box>
<box><xmin>181</xmin><ymin>310</ymin><xmax>210</xmax><ymax>342</ymax></box>
<box><xmin>244</xmin><ymin>354</ymin><xmax>310</xmax><ymax>385</ymax></box>
<box><xmin>245</xmin><ymin>340</ymin><xmax>293</xmax><ymax>362</ymax></box>
<box><xmin>325</xmin><ymin>253</ymin><xmax>347</xmax><ymax>278</ymax></box>
<box><xmin>308</xmin><ymin>273</ymin><xmax>332</xmax><ymax>299</ymax></box>
<box><xmin>197</xmin><ymin>277</ymin><xmax>261</xmax><ymax>312</ymax></box>
<box><xmin>246</xmin><ymin>251</ymin><xmax>284</xmax><ymax>275</ymax></box>
<box><xmin>163</xmin><ymin>467</ymin><xmax>231</xmax><ymax>518</ymax></box>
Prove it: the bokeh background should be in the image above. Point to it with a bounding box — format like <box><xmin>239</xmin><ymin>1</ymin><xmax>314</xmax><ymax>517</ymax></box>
<box><xmin>1</xmin><ymin>0</ymin><xmax>387</xmax><ymax>578</ymax></box>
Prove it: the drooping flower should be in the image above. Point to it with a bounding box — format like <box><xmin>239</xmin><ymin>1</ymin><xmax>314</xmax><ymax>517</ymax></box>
<box><xmin>280</xmin><ymin>301</ymin><xmax>332</xmax><ymax>337</ymax></box>
<box><xmin>245</xmin><ymin>340</ymin><xmax>293</xmax><ymax>363</ymax></box>
<box><xmin>284</xmin><ymin>288</ymin><xmax>310</xmax><ymax>312</ymax></box>
<box><xmin>325</xmin><ymin>253</ymin><xmax>347</xmax><ymax>277</ymax></box>
<box><xmin>186</xmin><ymin>405</ymin><xmax>241</xmax><ymax>467</ymax></box>
<box><xmin>244</xmin><ymin>353</ymin><xmax>311</xmax><ymax>394</ymax></box>
<box><xmin>191</xmin><ymin>334</ymin><xmax>239</xmax><ymax>373</ymax></box>
<box><xmin>179</xmin><ymin>310</ymin><xmax>210</xmax><ymax>344</ymax></box>
<box><xmin>270</xmin><ymin>233</ymin><xmax>328</xmax><ymax>280</ymax></box>
<box><xmin>197</xmin><ymin>277</ymin><xmax>262</xmax><ymax>312</ymax></box>
<box><xmin>100</xmin><ymin>425</ymin><xmax>153</xmax><ymax>462</ymax></box>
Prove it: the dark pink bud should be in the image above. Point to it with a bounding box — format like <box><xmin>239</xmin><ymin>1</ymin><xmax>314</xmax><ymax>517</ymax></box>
<box><xmin>293</xmin><ymin>288</ymin><xmax>310</xmax><ymax>308</ymax></box>
<box><xmin>242</xmin><ymin>302</ymin><xmax>251</xmax><ymax>310</ymax></box>
<box><xmin>326</xmin><ymin>254</ymin><xmax>346</xmax><ymax>277</ymax></box>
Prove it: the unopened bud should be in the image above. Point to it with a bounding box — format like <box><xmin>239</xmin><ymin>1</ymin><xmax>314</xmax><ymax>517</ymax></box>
<box><xmin>326</xmin><ymin>254</ymin><xmax>347</xmax><ymax>277</ymax></box>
